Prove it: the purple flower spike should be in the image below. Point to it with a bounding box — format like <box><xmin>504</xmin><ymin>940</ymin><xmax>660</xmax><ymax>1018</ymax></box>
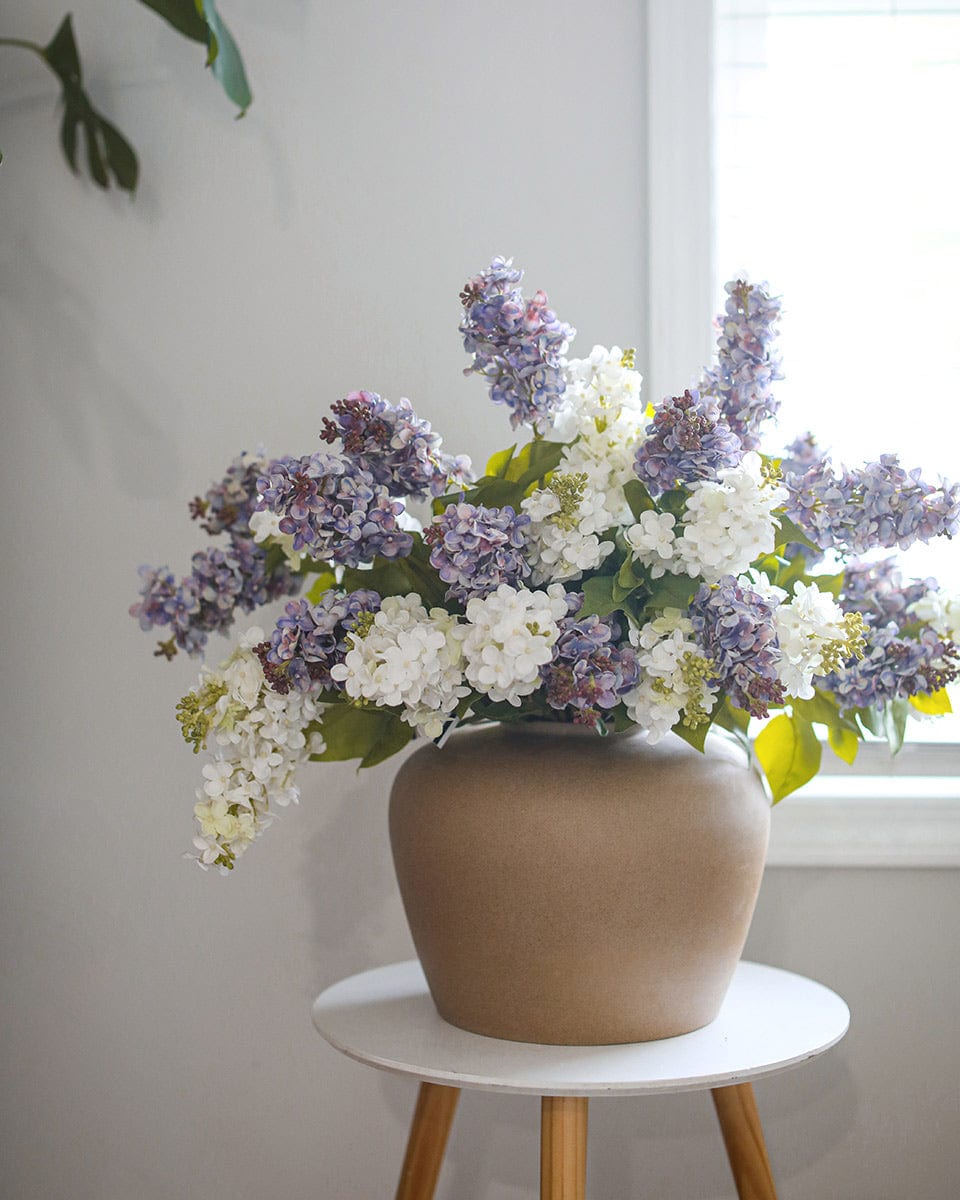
<box><xmin>460</xmin><ymin>256</ymin><xmax>576</xmax><ymax>431</ymax></box>
<box><xmin>690</xmin><ymin>577</ymin><xmax>785</xmax><ymax>719</ymax></box>
<box><xmin>425</xmin><ymin>502</ymin><xmax>531</xmax><ymax>603</ymax></box>
<box><xmin>700</xmin><ymin>278</ymin><xmax>783</xmax><ymax>450</ymax></box>
<box><xmin>256</xmin><ymin>451</ymin><xmax>414</xmax><ymax>565</ymax></box>
<box><xmin>261</xmin><ymin>589</ymin><xmax>381</xmax><ymax>693</ymax></box>
<box><xmin>634</xmin><ymin>389</ymin><xmax>743</xmax><ymax>496</ymax></box>
<box><xmin>784</xmin><ymin>454</ymin><xmax>960</xmax><ymax>556</ymax></box>
<box><xmin>320</xmin><ymin>391</ymin><xmax>471</xmax><ymax>499</ymax></box>
<box><xmin>541</xmin><ymin>606</ymin><xmax>640</xmax><ymax>729</ymax></box>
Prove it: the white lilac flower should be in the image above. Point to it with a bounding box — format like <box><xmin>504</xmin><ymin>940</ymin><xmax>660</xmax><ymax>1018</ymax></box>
<box><xmin>521</xmin><ymin>473</ymin><xmax>615</xmax><ymax>585</ymax></box>
<box><xmin>771</xmin><ymin>580</ymin><xmax>865</xmax><ymax>700</ymax></box>
<box><xmin>329</xmin><ymin>596</ymin><xmax>469</xmax><ymax>739</ymax></box>
<box><xmin>621</xmin><ymin>609</ymin><xmax>719</xmax><ymax>742</ymax></box>
<box><xmin>907</xmin><ymin>588</ymin><xmax>960</xmax><ymax>640</ymax></box>
<box><xmin>548</xmin><ymin>345</ymin><xmax>645</xmax><ymax>443</ymax></box>
<box><xmin>460</xmin><ymin>583</ymin><xmax>569</xmax><ymax>705</ymax></box>
<box><xmin>677</xmin><ymin>451</ymin><xmax>788</xmax><ymax>583</ymax></box>
<box><xmin>625</xmin><ymin>510</ymin><xmax>680</xmax><ymax>579</ymax></box>
<box><xmin>178</xmin><ymin>629</ymin><xmax>324</xmax><ymax>872</ymax></box>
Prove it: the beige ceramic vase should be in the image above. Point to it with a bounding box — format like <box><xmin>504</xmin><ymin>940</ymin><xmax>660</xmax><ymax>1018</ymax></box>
<box><xmin>389</xmin><ymin>721</ymin><xmax>770</xmax><ymax>1045</ymax></box>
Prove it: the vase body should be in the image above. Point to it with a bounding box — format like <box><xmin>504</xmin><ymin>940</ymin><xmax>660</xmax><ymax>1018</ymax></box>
<box><xmin>389</xmin><ymin>723</ymin><xmax>770</xmax><ymax>1045</ymax></box>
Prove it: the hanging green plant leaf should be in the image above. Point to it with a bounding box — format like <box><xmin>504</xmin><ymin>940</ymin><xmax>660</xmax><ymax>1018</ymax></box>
<box><xmin>827</xmin><ymin>725</ymin><xmax>859</xmax><ymax>765</ymax></box>
<box><xmin>0</xmin><ymin>15</ymin><xmax>141</xmax><ymax>191</ymax></box>
<box><xmin>138</xmin><ymin>0</ymin><xmax>252</xmax><ymax>115</ymax></box>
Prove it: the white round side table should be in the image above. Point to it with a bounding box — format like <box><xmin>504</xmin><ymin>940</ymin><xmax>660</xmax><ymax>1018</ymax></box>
<box><xmin>313</xmin><ymin>959</ymin><xmax>849</xmax><ymax>1200</ymax></box>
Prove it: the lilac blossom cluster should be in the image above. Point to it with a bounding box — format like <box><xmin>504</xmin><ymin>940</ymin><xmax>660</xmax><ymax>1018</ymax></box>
<box><xmin>634</xmin><ymin>389</ymin><xmax>743</xmax><ymax>496</ymax></box>
<box><xmin>130</xmin><ymin>539</ymin><xmax>299</xmax><ymax>658</ymax></box>
<box><xmin>189</xmin><ymin>451</ymin><xmax>267</xmax><ymax>537</ymax></box>
<box><xmin>541</xmin><ymin>608</ymin><xmax>640</xmax><ymax>729</ymax></box>
<box><xmin>425</xmin><ymin>502</ymin><xmax>531</xmax><ymax>603</ymax></box>
<box><xmin>256</xmin><ymin>452</ymin><xmax>413</xmax><ymax>565</ymax></box>
<box><xmin>784</xmin><ymin>453</ymin><xmax>960</xmax><ymax>556</ymax></box>
<box><xmin>700</xmin><ymin>279</ymin><xmax>783</xmax><ymax>450</ymax></box>
<box><xmin>257</xmin><ymin>589</ymin><xmax>381</xmax><ymax>693</ymax></box>
<box><xmin>690</xmin><ymin>577</ymin><xmax>785</xmax><ymax>718</ymax></box>
<box><xmin>823</xmin><ymin>622</ymin><xmax>958</xmax><ymax>714</ymax></box>
<box><xmin>459</xmin><ymin>256</ymin><xmax>576</xmax><ymax>431</ymax></box>
<box><xmin>821</xmin><ymin>559</ymin><xmax>959</xmax><ymax>713</ymax></box>
<box><xmin>319</xmin><ymin>391</ymin><xmax>470</xmax><ymax>499</ymax></box>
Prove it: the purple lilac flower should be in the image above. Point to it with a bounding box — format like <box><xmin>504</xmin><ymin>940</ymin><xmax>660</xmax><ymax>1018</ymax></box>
<box><xmin>541</xmin><ymin>607</ymin><xmax>640</xmax><ymax>729</ymax></box>
<box><xmin>256</xmin><ymin>451</ymin><xmax>413</xmax><ymax>565</ymax></box>
<box><xmin>320</xmin><ymin>391</ymin><xmax>471</xmax><ymax>499</ymax></box>
<box><xmin>700</xmin><ymin>279</ymin><xmax>783</xmax><ymax>450</ymax></box>
<box><xmin>459</xmin><ymin>256</ymin><xmax>576</xmax><ymax>431</ymax></box>
<box><xmin>633</xmin><ymin>389</ymin><xmax>743</xmax><ymax>496</ymax></box>
<box><xmin>189</xmin><ymin>451</ymin><xmax>270</xmax><ymax>537</ymax></box>
<box><xmin>823</xmin><ymin>622</ymin><xmax>959</xmax><ymax>714</ymax></box>
<box><xmin>784</xmin><ymin>454</ymin><xmax>960</xmax><ymax>556</ymax></box>
<box><xmin>690</xmin><ymin>577</ymin><xmax>785</xmax><ymax>718</ymax></box>
<box><xmin>257</xmin><ymin>589</ymin><xmax>381</xmax><ymax>693</ymax></box>
<box><xmin>780</xmin><ymin>432</ymin><xmax>827</xmax><ymax>479</ymax></box>
<box><xmin>130</xmin><ymin>540</ymin><xmax>300</xmax><ymax>659</ymax></box>
<box><xmin>838</xmin><ymin>559</ymin><xmax>936</xmax><ymax>632</ymax></box>
<box><xmin>425</xmin><ymin>502</ymin><xmax>531</xmax><ymax>603</ymax></box>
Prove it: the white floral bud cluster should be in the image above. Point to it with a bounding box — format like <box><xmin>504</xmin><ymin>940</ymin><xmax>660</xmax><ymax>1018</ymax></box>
<box><xmin>626</xmin><ymin>453</ymin><xmax>788</xmax><ymax>584</ymax></box>
<box><xmin>459</xmin><ymin>583</ymin><xmax>569</xmax><ymax>705</ymax></box>
<box><xmin>550</xmin><ymin>346</ymin><xmax>649</xmax><ymax>526</ymax></box>
<box><xmin>189</xmin><ymin>628</ymin><xmax>324</xmax><ymax>872</ymax></box>
<box><xmin>331</xmin><ymin>596</ymin><xmax>470</xmax><ymax>740</ymax></box>
<box><xmin>763</xmin><ymin>578</ymin><xmax>856</xmax><ymax>700</ymax></box>
<box><xmin>621</xmin><ymin>610</ymin><xmax>719</xmax><ymax>743</ymax></box>
<box><xmin>521</xmin><ymin>477</ymin><xmax>615</xmax><ymax>585</ymax></box>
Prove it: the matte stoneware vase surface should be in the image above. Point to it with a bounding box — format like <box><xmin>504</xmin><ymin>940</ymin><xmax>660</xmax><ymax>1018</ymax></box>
<box><xmin>389</xmin><ymin>723</ymin><xmax>770</xmax><ymax>1045</ymax></box>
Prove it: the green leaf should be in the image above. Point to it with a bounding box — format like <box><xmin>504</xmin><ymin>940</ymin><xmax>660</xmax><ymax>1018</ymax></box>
<box><xmin>910</xmin><ymin>688</ymin><xmax>953</xmax><ymax>716</ymax></box>
<box><xmin>717</xmin><ymin>698</ymin><xmax>751</xmax><ymax>734</ymax></box>
<box><xmin>622</xmin><ymin>478</ymin><xmax>656</xmax><ymax>522</ymax></box>
<box><xmin>645</xmin><ymin>573</ymin><xmax>698</xmax><ymax>612</ymax></box>
<box><xmin>883</xmin><ymin>698</ymin><xmax>911</xmax><ymax>756</ymax></box>
<box><xmin>774</xmin><ymin>514</ymin><xmax>820</xmax><ymax>554</ymax></box>
<box><xmin>485</xmin><ymin>445</ymin><xmax>516</xmax><ymax>477</ymax></box>
<box><xmin>38</xmin><ymin>15</ymin><xmax>140</xmax><ymax>193</ymax></box>
<box><xmin>754</xmin><ymin>712</ymin><xmax>822</xmax><ymax>803</ymax></box>
<box><xmin>137</xmin><ymin>0</ymin><xmax>209</xmax><ymax>42</ymax></box>
<box><xmin>305</xmin><ymin>570</ymin><xmax>338</xmax><ymax>603</ymax></box>
<box><xmin>44</xmin><ymin>14</ymin><xmax>82</xmax><ymax>83</ymax></box>
<box><xmin>200</xmin><ymin>0</ymin><xmax>253</xmax><ymax>115</ymax></box>
<box><xmin>806</xmin><ymin>570</ymin><xmax>845</xmax><ymax>599</ymax></box>
<box><xmin>310</xmin><ymin>705</ymin><xmax>412</xmax><ymax>767</ymax></box>
<box><xmin>97</xmin><ymin>114</ymin><xmax>139</xmax><ymax>191</ymax></box>
<box><xmin>828</xmin><ymin>725</ymin><xmax>859</xmax><ymax>765</ymax></box>
<box><xmin>671</xmin><ymin>719</ymin><xmax>710</xmax><ymax>752</ymax></box>
<box><xmin>139</xmin><ymin>0</ymin><xmax>252</xmax><ymax>114</ymax></box>
<box><xmin>791</xmin><ymin>690</ymin><xmax>859</xmax><ymax>733</ymax></box>
<box><xmin>579</xmin><ymin>574</ymin><xmax>621</xmax><ymax>618</ymax></box>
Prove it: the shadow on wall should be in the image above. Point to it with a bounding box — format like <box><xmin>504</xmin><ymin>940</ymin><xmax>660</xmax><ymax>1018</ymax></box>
<box><xmin>0</xmin><ymin>227</ymin><xmax>180</xmax><ymax>499</ymax></box>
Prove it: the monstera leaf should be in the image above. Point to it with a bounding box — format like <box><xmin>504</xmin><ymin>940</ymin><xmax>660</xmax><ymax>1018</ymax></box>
<box><xmin>139</xmin><ymin>0</ymin><xmax>253</xmax><ymax>115</ymax></box>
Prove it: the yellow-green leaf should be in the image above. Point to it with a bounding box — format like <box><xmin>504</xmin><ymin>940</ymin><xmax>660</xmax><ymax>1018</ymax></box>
<box><xmin>485</xmin><ymin>445</ymin><xmax>516</xmax><ymax>477</ymax></box>
<box><xmin>754</xmin><ymin>713</ymin><xmax>822</xmax><ymax>803</ymax></box>
<box><xmin>909</xmin><ymin>689</ymin><xmax>953</xmax><ymax>715</ymax></box>
<box><xmin>828</xmin><ymin>725</ymin><xmax>859</xmax><ymax>765</ymax></box>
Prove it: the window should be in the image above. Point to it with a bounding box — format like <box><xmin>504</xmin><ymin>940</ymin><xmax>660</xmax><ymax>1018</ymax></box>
<box><xmin>645</xmin><ymin>0</ymin><xmax>959</xmax><ymax>863</ymax></box>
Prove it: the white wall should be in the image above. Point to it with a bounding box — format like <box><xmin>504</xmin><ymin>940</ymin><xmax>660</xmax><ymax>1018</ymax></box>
<box><xmin>1</xmin><ymin>3</ymin><xmax>956</xmax><ymax>1197</ymax></box>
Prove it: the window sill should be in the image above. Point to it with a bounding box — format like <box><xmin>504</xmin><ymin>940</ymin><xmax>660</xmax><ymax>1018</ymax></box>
<box><xmin>767</xmin><ymin>760</ymin><xmax>960</xmax><ymax>868</ymax></box>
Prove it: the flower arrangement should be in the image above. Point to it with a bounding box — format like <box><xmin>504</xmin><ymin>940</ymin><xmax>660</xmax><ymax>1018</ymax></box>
<box><xmin>132</xmin><ymin>258</ymin><xmax>960</xmax><ymax>872</ymax></box>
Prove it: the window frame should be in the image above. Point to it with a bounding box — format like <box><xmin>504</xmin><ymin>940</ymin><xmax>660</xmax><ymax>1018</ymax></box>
<box><xmin>643</xmin><ymin>0</ymin><xmax>960</xmax><ymax>867</ymax></box>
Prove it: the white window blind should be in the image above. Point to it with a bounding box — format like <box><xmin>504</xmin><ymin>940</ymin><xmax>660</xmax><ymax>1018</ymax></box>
<box><xmin>715</xmin><ymin>0</ymin><xmax>960</xmax><ymax>744</ymax></box>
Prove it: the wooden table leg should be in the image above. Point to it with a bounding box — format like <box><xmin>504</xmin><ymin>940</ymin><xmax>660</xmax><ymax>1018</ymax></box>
<box><xmin>711</xmin><ymin>1082</ymin><xmax>778</xmax><ymax>1200</ymax></box>
<box><xmin>394</xmin><ymin>1082</ymin><xmax>460</xmax><ymax>1200</ymax></box>
<box><xmin>540</xmin><ymin>1096</ymin><xmax>588</xmax><ymax>1200</ymax></box>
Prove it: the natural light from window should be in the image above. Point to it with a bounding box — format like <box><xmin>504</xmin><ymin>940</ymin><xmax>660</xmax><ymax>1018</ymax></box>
<box><xmin>715</xmin><ymin>0</ymin><xmax>959</xmax><ymax>745</ymax></box>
